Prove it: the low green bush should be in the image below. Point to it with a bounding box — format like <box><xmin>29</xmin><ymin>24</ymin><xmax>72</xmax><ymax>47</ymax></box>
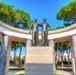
<box><xmin>9</xmin><ymin>68</ymin><xmax>24</xmax><ymax>70</ymax></box>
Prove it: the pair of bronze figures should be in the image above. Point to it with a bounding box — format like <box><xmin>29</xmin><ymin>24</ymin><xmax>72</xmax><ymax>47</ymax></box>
<box><xmin>30</xmin><ymin>18</ymin><xmax>51</xmax><ymax>46</ymax></box>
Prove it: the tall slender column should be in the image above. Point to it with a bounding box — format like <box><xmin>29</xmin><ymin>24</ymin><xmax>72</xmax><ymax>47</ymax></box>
<box><xmin>71</xmin><ymin>34</ymin><xmax>76</xmax><ymax>75</ymax></box>
<box><xmin>26</xmin><ymin>39</ymin><xmax>32</xmax><ymax>46</ymax></box>
<box><xmin>70</xmin><ymin>40</ymin><xmax>74</xmax><ymax>75</ymax></box>
<box><xmin>49</xmin><ymin>39</ymin><xmax>56</xmax><ymax>74</ymax></box>
<box><xmin>5</xmin><ymin>38</ymin><xmax>11</xmax><ymax>74</ymax></box>
<box><xmin>25</xmin><ymin>39</ymin><xmax>32</xmax><ymax>73</ymax></box>
<box><xmin>0</xmin><ymin>34</ymin><xmax>10</xmax><ymax>75</ymax></box>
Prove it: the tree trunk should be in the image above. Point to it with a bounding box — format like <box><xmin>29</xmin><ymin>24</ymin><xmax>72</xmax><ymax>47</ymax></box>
<box><xmin>61</xmin><ymin>55</ymin><xmax>64</xmax><ymax>67</ymax></box>
<box><xmin>56</xmin><ymin>42</ymin><xmax>59</xmax><ymax>68</ymax></box>
<box><xmin>14</xmin><ymin>48</ymin><xmax>16</xmax><ymax>66</ymax></box>
<box><xmin>0</xmin><ymin>35</ymin><xmax>9</xmax><ymax>75</ymax></box>
<box><xmin>60</xmin><ymin>42</ymin><xmax>64</xmax><ymax>67</ymax></box>
<box><xmin>19</xmin><ymin>46</ymin><xmax>22</xmax><ymax>67</ymax></box>
<box><xmin>68</xmin><ymin>54</ymin><xmax>69</xmax><ymax>68</ymax></box>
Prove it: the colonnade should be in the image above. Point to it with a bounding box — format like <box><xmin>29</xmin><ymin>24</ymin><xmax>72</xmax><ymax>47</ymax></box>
<box><xmin>0</xmin><ymin>34</ymin><xmax>76</xmax><ymax>75</ymax></box>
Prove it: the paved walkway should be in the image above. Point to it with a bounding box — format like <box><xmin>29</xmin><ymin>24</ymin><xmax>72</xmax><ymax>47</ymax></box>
<box><xmin>56</xmin><ymin>71</ymin><xmax>72</xmax><ymax>75</ymax></box>
<box><xmin>8</xmin><ymin>70</ymin><xmax>25</xmax><ymax>74</ymax></box>
<box><xmin>7</xmin><ymin>70</ymin><xmax>72</xmax><ymax>75</ymax></box>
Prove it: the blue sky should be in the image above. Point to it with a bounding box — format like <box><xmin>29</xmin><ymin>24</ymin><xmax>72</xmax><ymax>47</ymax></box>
<box><xmin>0</xmin><ymin>0</ymin><xmax>72</xmax><ymax>29</ymax></box>
<box><xmin>0</xmin><ymin>0</ymin><xmax>72</xmax><ymax>56</ymax></box>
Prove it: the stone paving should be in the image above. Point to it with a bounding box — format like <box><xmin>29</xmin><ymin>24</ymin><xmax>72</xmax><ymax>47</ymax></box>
<box><xmin>56</xmin><ymin>71</ymin><xmax>72</xmax><ymax>75</ymax></box>
<box><xmin>7</xmin><ymin>70</ymin><xmax>25</xmax><ymax>74</ymax></box>
<box><xmin>7</xmin><ymin>70</ymin><xmax>72</xmax><ymax>75</ymax></box>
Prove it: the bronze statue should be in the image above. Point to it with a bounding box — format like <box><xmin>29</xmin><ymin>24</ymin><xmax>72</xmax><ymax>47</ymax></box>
<box><xmin>30</xmin><ymin>18</ymin><xmax>50</xmax><ymax>46</ymax></box>
<box><xmin>40</xmin><ymin>18</ymin><xmax>51</xmax><ymax>46</ymax></box>
<box><xmin>30</xmin><ymin>18</ymin><xmax>39</xmax><ymax>46</ymax></box>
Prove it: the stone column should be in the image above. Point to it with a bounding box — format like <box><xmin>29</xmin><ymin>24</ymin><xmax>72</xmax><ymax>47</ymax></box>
<box><xmin>49</xmin><ymin>39</ymin><xmax>56</xmax><ymax>74</ymax></box>
<box><xmin>71</xmin><ymin>34</ymin><xmax>76</xmax><ymax>75</ymax></box>
<box><xmin>26</xmin><ymin>39</ymin><xmax>32</xmax><ymax>46</ymax></box>
<box><xmin>25</xmin><ymin>39</ymin><xmax>32</xmax><ymax>73</ymax></box>
<box><xmin>0</xmin><ymin>34</ymin><xmax>10</xmax><ymax>75</ymax></box>
<box><xmin>5</xmin><ymin>38</ymin><xmax>11</xmax><ymax>74</ymax></box>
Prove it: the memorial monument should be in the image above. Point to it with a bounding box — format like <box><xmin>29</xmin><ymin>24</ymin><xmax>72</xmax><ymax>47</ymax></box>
<box><xmin>26</xmin><ymin>18</ymin><xmax>54</xmax><ymax>75</ymax></box>
<box><xmin>0</xmin><ymin>20</ymin><xmax>76</xmax><ymax>75</ymax></box>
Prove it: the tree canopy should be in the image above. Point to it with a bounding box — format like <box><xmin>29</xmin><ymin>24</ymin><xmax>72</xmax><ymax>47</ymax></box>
<box><xmin>0</xmin><ymin>2</ymin><xmax>31</xmax><ymax>29</ymax></box>
<box><xmin>56</xmin><ymin>0</ymin><xmax>76</xmax><ymax>26</ymax></box>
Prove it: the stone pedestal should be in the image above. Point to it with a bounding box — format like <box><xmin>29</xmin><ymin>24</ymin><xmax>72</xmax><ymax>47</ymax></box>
<box><xmin>25</xmin><ymin>47</ymin><xmax>53</xmax><ymax>75</ymax></box>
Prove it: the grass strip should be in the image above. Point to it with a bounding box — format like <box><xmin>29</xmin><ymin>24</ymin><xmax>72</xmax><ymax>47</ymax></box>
<box><xmin>56</xmin><ymin>68</ymin><xmax>72</xmax><ymax>71</ymax></box>
<box><xmin>9</xmin><ymin>68</ymin><xmax>24</xmax><ymax>70</ymax></box>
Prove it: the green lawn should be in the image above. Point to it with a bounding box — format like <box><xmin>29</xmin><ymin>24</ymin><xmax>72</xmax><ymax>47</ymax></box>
<box><xmin>56</xmin><ymin>68</ymin><xmax>72</xmax><ymax>71</ymax></box>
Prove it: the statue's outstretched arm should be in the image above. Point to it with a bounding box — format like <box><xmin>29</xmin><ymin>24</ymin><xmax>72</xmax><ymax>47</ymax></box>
<box><xmin>48</xmin><ymin>23</ymin><xmax>51</xmax><ymax>28</ymax></box>
<box><xmin>38</xmin><ymin>23</ymin><xmax>42</xmax><ymax>27</ymax></box>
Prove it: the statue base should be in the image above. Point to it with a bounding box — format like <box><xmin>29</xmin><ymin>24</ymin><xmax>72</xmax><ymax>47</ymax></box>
<box><xmin>25</xmin><ymin>46</ymin><xmax>54</xmax><ymax>75</ymax></box>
